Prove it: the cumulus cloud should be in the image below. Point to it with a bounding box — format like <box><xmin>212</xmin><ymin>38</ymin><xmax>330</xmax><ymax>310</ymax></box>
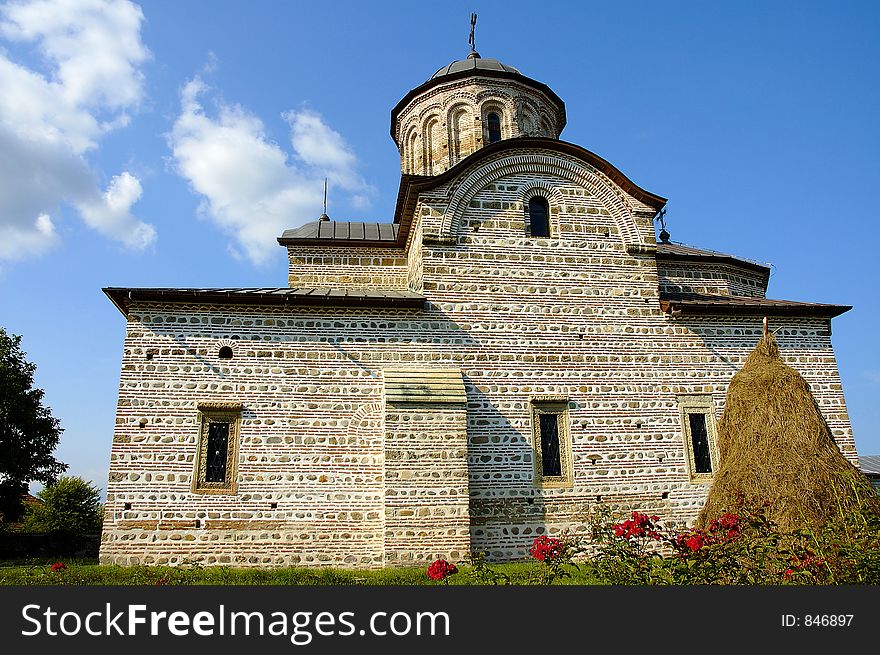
<box><xmin>0</xmin><ymin>0</ymin><xmax>154</xmax><ymax>262</ymax></box>
<box><xmin>169</xmin><ymin>77</ymin><xmax>372</xmax><ymax>265</ymax></box>
<box><xmin>78</xmin><ymin>171</ymin><xmax>154</xmax><ymax>248</ymax></box>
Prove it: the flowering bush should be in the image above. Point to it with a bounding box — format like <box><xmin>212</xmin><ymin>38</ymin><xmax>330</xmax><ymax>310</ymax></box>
<box><xmin>426</xmin><ymin>559</ymin><xmax>458</xmax><ymax>584</ymax></box>
<box><xmin>613</xmin><ymin>512</ymin><xmax>662</xmax><ymax>541</ymax></box>
<box><xmin>528</xmin><ymin>534</ymin><xmax>580</xmax><ymax>585</ymax></box>
<box><xmin>529</xmin><ymin>535</ymin><xmax>564</xmax><ymax>562</ymax></box>
<box><xmin>589</xmin><ymin>489</ymin><xmax>880</xmax><ymax>585</ymax></box>
<box><xmin>50</xmin><ymin>562</ymin><xmax>66</xmax><ymax>572</ymax></box>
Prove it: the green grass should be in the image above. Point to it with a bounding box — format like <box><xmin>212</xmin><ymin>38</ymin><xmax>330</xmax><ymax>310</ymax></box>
<box><xmin>0</xmin><ymin>558</ymin><xmax>602</xmax><ymax>586</ymax></box>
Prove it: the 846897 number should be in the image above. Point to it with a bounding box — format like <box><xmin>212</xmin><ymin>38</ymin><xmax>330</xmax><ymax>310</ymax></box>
<box><xmin>783</xmin><ymin>614</ymin><xmax>854</xmax><ymax>627</ymax></box>
<box><xmin>804</xmin><ymin>615</ymin><xmax>853</xmax><ymax>627</ymax></box>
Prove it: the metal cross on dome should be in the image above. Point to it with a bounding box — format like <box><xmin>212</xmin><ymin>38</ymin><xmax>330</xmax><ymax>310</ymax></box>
<box><xmin>469</xmin><ymin>13</ymin><xmax>477</xmax><ymax>53</ymax></box>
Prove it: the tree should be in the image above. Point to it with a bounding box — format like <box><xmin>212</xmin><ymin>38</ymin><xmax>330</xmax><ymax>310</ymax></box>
<box><xmin>0</xmin><ymin>327</ymin><xmax>66</xmax><ymax>523</ymax></box>
<box><xmin>22</xmin><ymin>476</ymin><xmax>103</xmax><ymax>536</ymax></box>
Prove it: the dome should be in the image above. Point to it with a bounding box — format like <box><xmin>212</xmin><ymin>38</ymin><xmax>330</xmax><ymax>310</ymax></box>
<box><xmin>431</xmin><ymin>53</ymin><xmax>521</xmax><ymax>79</ymax></box>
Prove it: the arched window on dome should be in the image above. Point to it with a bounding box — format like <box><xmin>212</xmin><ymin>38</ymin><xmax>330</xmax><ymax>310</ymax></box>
<box><xmin>528</xmin><ymin>196</ymin><xmax>550</xmax><ymax>237</ymax></box>
<box><xmin>448</xmin><ymin>107</ymin><xmax>469</xmax><ymax>166</ymax></box>
<box><xmin>423</xmin><ymin>117</ymin><xmax>440</xmax><ymax>175</ymax></box>
<box><xmin>487</xmin><ymin>112</ymin><xmax>502</xmax><ymax>143</ymax></box>
<box><xmin>405</xmin><ymin>128</ymin><xmax>418</xmax><ymax>174</ymax></box>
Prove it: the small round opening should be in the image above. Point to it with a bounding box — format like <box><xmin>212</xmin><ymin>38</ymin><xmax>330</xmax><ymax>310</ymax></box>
<box><xmin>218</xmin><ymin>346</ymin><xmax>233</xmax><ymax>359</ymax></box>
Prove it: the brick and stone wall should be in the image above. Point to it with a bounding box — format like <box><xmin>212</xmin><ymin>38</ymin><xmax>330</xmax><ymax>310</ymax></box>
<box><xmin>395</xmin><ymin>77</ymin><xmax>564</xmax><ymax>175</ymax></box>
<box><xmin>657</xmin><ymin>261</ymin><xmax>769</xmax><ymax>297</ymax></box>
<box><xmin>287</xmin><ymin>246</ymin><xmax>407</xmax><ymax>289</ymax></box>
<box><xmin>101</xmin><ymin>147</ymin><xmax>856</xmax><ymax>567</ymax></box>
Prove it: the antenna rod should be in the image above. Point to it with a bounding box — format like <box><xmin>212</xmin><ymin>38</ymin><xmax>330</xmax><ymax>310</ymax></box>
<box><xmin>319</xmin><ymin>178</ymin><xmax>330</xmax><ymax>221</ymax></box>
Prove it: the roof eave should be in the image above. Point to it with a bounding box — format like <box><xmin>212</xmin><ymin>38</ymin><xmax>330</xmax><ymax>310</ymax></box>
<box><xmin>103</xmin><ymin>288</ymin><xmax>426</xmax><ymax>317</ymax></box>
<box><xmin>103</xmin><ymin>287</ymin><xmax>131</xmax><ymax>317</ymax></box>
<box><xmin>277</xmin><ymin>238</ymin><xmax>405</xmax><ymax>249</ymax></box>
<box><xmin>656</xmin><ymin>251</ymin><xmax>771</xmax><ymax>275</ymax></box>
<box><xmin>659</xmin><ymin>299</ymin><xmax>851</xmax><ymax>319</ymax></box>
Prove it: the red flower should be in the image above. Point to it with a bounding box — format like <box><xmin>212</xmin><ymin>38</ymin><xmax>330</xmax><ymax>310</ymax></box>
<box><xmin>708</xmin><ymin>513</ymin><xmax>741</xmax><ymax>541</ymax></box>
<box><xmin>685</xmin><ymin>534</ymin><xmax>704</xmax><ymax>552</ymax></box>
<box><xmin>611</xmin><ymin>512</ymin><xmax>662</xmax><ymax>541</ymax></box>
<box><xmin>50</xmin><ymin>562</ymin><xmax>66</xmax><ymax>572</ymax></box>
<box><xmin>426</xmin><ymin>559</ymin><xmax>458</xmax><ymax>581</ymax></box>
<box><xmin>784</xmin><ymin>569</ymin><xmax>794</xmax><ymax>580</ymax></box>
<box><xmin>529</xmin><ymin>535</ymin><xmax>565</xmax><ymax>562</ymax></box>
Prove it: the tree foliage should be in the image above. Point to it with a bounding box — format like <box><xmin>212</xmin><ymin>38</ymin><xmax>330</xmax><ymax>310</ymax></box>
<box><xmin>23</xmin><ymin>476</ymin><xmax>103</xmax><ymax>536</ymax></box>
<box><xmin>0</xmin><ymin>327</ymin><xmax>66</xmax><ymax>523</ymax></box>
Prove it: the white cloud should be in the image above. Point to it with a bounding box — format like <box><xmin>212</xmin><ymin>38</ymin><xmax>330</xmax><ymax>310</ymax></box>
<box><xmin>0</xmin><ymin>213</ymin><xmax>59</xmax><ymax>262</ymax></box>
<box><xmin>169</xmin><ymin>77</ymin><xmax>372</xmax><ymax>265</ymax></box>
<box><xmin>0</xmin><ymin>0</ymin><xmax>154</xmax><ymax>262</ymax></box>
<box><xmin>78</xmin><ymin>171</ymin><xmax>154</xmax><ymax>248</ymax></box>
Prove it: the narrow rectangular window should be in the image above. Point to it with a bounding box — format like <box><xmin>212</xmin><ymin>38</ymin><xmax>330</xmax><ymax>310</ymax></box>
<box><xmin>539</xmin><ymin>413</ymin><xmax>562</xmax><ymax>477</ymax></box>
<box><xmin>205</xmin><ymin>422</ymin><xmax>230</xmax><ymax>482</ymax></box>
<box><xmin>194</xmin><ymin>402</ymin><xmax>242</xmax><ymax>494</ymax></box>
<box><xmin>531</xmin><ymin>397</ymin><xmax>572</xmax><ymax>488</ymax></box>
<box><xmin>688</xmin><ymin>413</ymin><xmax>712</xmax><ymax>473</ymax></box>
<box><xmin>677</xmin><ymin>395</ymin><xmax>719</xmax><ymax>483</ymax></box>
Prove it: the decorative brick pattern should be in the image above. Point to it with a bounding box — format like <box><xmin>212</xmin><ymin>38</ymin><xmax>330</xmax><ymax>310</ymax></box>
<box><xmin>395</xmin><ymin>78</ymin><xmax>563</xmax><ymax>175</ymax></box>
<box><xmin>658</xmin><ymin>262</ymin><xmax>768</xmax><ymax>297</ymax></box>
<box><xmin>101</xmin><ymin>65</ymin><xmax>856</xmax><ymax>569</ymax></box>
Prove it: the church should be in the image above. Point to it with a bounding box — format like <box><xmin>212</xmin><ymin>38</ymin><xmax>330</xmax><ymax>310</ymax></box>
<box><xmin>99</xmin><ymin>41</ymin><xmax>857</xmax><ymax>567</ymax></box>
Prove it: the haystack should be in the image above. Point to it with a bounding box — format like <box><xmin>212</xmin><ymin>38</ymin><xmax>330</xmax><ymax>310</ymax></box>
<box><xmin>697</xmin><ymin>332</ymin><xmax>876</xmax><ymax>531</ymax></box>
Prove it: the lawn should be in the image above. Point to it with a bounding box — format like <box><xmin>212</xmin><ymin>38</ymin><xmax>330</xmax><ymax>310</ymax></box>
<box><xmin>0</xmin><ymin>558</ymin><xmax>603</xmax><ymax>585</ymax></box>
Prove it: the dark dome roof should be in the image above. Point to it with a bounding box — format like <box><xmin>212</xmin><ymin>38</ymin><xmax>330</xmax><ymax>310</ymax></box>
<box><xmin>431</xmin><ymin>53</ymin><xmax>521</xmax><ymax>79</ymax></box>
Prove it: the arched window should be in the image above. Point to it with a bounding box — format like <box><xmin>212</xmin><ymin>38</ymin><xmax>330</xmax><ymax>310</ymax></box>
<box><xmin>487</xmin><ymin>112</ymin><xmax>502</xmax><ymax>143</ymax></box>
<box><xmin>406</xmin><ymin>129</ymin><xmax>417</xmax><ymax>173</ymax></box>
<box><xmin>449</xmin><ymin>107</ymin><xmax>468</xmax><ymax>165</ymax></box>
<box><xmin>218</xmin><ymin>346</ymin><xmax>233</xmax><ymax>360</ymax></box>
<box><xmin>528</xmin><ymin>196</ymin><xmax>550</xmax><ymax>237</ymax></box>
<box><xmin>423</xmin><ymin>117</ymin><xmax>439</xmax><ymax>175</ymax></box>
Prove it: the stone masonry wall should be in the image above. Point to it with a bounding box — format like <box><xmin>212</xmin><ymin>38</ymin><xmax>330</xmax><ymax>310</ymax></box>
<box><xmin>383</xmin><ymin>403</ymin><xmax>470</xmax><ymax>565</ymax></box>
<box><xmin>658</xmin><ymin>261</ymin><xmax>769</xmax><ymax>297</ymax></box>
<box><xmin>102</xmin><ymin>149</ymin><xmax>856</xmax><ymax>566</ymax></box>
<box><xmin>287</xmin><ymin>246</ymin><xmax>407</xmax><ymax>289</ymax></box>
<box><xmin>395</xmin><ymin>77</ymin><xmax>563</xmax><ymax>175</ymax></box>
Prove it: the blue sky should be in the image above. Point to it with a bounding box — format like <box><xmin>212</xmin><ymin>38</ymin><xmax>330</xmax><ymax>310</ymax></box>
<box><xmin>1</xmin><ymin>0</ymin><xmax>878</xmax><ymax>494</ymax></box>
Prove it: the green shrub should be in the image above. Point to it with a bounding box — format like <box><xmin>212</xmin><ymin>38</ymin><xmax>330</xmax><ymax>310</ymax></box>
<box><xmin>22</xmin><ymin>476</ymin><xmax>103</xmax><ymax>536</ymax></box>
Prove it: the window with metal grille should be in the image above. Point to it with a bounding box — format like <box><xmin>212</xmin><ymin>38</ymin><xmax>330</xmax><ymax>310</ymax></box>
<box><xmin>531</xmin><ymin>397</ymin><xmax>572</xmax><ymax>487</ymax></box>
<box><xmin>487</xmin><ymin>112</ymin><xmax>501</xmax><ymax>143</ymax></box>
<box><xmin>688</xmin><ymin>413</ymin><xmax>712</xmax><ymax>473</ymax></box>
<box><xmin>205</xmin><ymin>422</ymin><xmax>230</xmax><ymax>482</ymax></box>
<box><xmin>677</xmin><ymin>395</ymin><xmax>718</xmax><ymax>482</ymax></box>
<box><xmin>194</xmin><ymin>402</ymin><xmax>241</xmax><ymax>493</ymax></box>
<box><xmin>539</xmin><ymin>413</ymin><xmax>562</xmax><ymax>477</ymax></box>
<box><xmin>529</xmin><ymin>196</ymin><xmax>550</xmax><ymax>237</ymax></box>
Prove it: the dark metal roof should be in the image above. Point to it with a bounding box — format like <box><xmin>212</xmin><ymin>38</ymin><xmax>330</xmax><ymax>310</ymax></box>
<box><xmin>657</xmin><ymin>242</ymin><xmax>771</xmax><ymax>274</ymax></box>
<box><xmin>432</xmin><ymin>56</ymin><xmax>521</xmax><ymax>79</ymax></box>
<box><xmin>279</xmin><ymin>221</ymin><xmax>400</xmax><ymax>246</ymax></box>
<box><xmin>104</xmin><ymin>287</ymin><xmax>425</xmax><ymax>317</ymax></box>
<box><xmin>659</xmin><ymin>291</ymin><xmax>851</xmax><ymax>318</ymax></box>
<box><xmin>859</xmin><ymin>455</ymin><xmax>880</xmax><ymax>476</ymax></box>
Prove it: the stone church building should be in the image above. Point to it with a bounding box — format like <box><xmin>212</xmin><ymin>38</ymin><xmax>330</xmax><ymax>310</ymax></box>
<box><xmin>100</xmin><ymin>48</ymin><xmax>856</xmax><ymax>567</ymax></box>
